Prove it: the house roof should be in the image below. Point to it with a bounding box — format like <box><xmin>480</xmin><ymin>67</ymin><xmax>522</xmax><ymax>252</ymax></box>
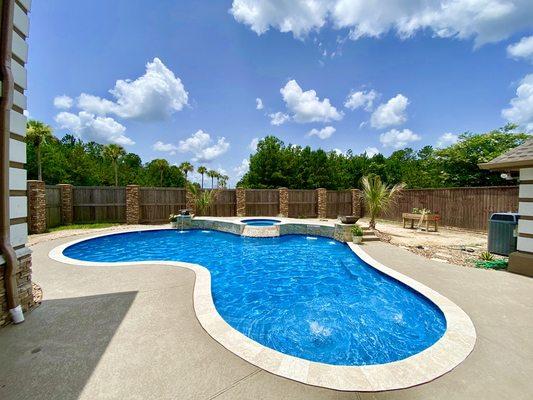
<box><xmin>479</xmin><ymin>138</ymin><xmax>533</xmax><ymax>171</ymax></box>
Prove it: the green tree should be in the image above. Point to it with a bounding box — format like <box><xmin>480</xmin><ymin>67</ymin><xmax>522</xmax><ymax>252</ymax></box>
<box><xmin>197</xmin><ymin>166</ymin><xmax>207</xmax><ymax>188</ymax></box>
<box><xmin>26</xmin><ymin>120</ymin><xmax>53</xmax><ymax>181</ymax></box>
<box><xmin>103</xmin><ymin>144</ymin><xmax>126</xmax><ymax>186</ymax></box>
<box><xmin>179</xmin><ymin>161</ymin><xmax>194</xmax><ymax>181</ymax></box>
<box><xmin>151</xmin><ymin>159</ymin><xmax>169</xmax><ymax>187</ymax></box>
<box><xmin>207</xmin><ymin>170</ymin><xmax>218</xmax><ymax>189</ymax></box>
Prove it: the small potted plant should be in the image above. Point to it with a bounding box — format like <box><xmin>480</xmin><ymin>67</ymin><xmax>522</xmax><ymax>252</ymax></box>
<box><xmin>351</xmin><ymin>225</ymin><xmax>364</xmax><ymax>244</ymax></box>
<box><xmin>169</xmin><ymin>214</ymin><xmax>179</xmax><ymax>228</ymax></box>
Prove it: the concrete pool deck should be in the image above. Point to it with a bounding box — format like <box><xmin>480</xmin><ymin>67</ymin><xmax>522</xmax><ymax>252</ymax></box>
<box><xmin>1</xmin><ymin>227</ymin><xmax>532</xmax><ymax>399</ymax></box>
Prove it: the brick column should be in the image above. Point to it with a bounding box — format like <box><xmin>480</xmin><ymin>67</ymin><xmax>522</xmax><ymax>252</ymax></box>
<box><xmin>351</xmin><ymin>189</ymin><xmax>362</xmax><ymax>217</ymax></box>
<box><xmin>317</xmin><ymin>188</ymin><xmax>327</xmax><ymax>219</ymax></box>
<box><xmin>126</xmin><ymin>185</ymin><xmax>140</xmax><ymax>224</ymax></box>
<box><xmin>27</xmin><ymin>180</ymin><xmax>46</xmax><ymax>234</ymax></box>
<box><xmin>236</xmin><ymin>187</ymin><xmax>246</xmax><ymax>217</ymax></box>
<box><xmin>57</xmin><ymin>184</ymin><xmax>73</xmax><ymax>225</ymax></box>
<box><xmin>185</xmin><ymin>187</ymin><xmax>196</xmax><ymax>214</ymax></box>
<box><xmin>279</xmin><ymin>187</ymin><xmax>289</xmax><ymax>217</ymax></box>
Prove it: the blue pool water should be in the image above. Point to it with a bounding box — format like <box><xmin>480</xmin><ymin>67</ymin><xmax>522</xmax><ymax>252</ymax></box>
<box><xmin>63</xmin><ymin>229</ymin><xmax>446</xmax><ymax>366</ymax></box>
<box><xmin>241</xmin><ymin>218</ymin><xmax>281</xmax><ymax>226</ymax></box>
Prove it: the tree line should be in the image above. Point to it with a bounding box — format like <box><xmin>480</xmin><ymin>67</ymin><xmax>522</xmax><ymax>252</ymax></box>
<box><xmin>238</xmin><ymin>125</ymin><xmax>530</xmax><ymax>189</ymax></box>
<box><xmin>26</xmin><ymin>120</ymin><xmax>228</xmax><ymax>188</ymax></box>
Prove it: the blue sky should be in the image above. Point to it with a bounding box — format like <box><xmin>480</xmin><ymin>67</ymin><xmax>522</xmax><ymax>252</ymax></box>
<box><xmin>27</xmin><ymin>1</ymin><xmax>533</xmax><ymax>186</ymax></box>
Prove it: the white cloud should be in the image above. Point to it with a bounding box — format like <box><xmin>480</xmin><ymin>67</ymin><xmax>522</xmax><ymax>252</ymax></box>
<box><xmin>502</xmin><ymin>74</ymin><xmax>533</xmax><ymax>133</ymax></box>
<box><xmin>269</xmin><ymin>111</ymin><xmax>290</xmax><ymax>125</ymax></box>
<box><xmin>344</xmin><ymin>90</ymin><xmax>378</xmax><ymax>111</ymax></box>
<box><xmin>53</xmin><ymin>95</ymin><xmax>73</xmax><ymax>109</ymax></box>
<box><xmin>76</xmin><ymin>58</ymin><xmax>188</xmax><ymax>120</ymax></box>
<box><xmin>249</xmin><ymin>137</ymin><xmax>260</xmax><ymax>151</ymax></box>
<box><xmin>364</xmin><ymin>146</ymin><xmax>379</xmax><ymax>157</ymax></box>
<box><xmin>256</xmin><ymin>98</ymin><xmax>264</xmax><ymax>110</ymax></box>
<box><xmin>234</xmin><ymin>158</ymin><xmax>250</xmax><ymax>178</ymax></box>
<box><xmin>436</xmin><ymin>132</ymin><xmax>459</xmax><ymax>147</ymax></box>
<box><xmin>153</xmin><ymin>141</ymin><xmax>178</xmax><ymax>155</ymax></box>
<box><xmin>379</xmin><ymin>128</ymin><xmax>421</xmax><ymax>148</ymax></box>
<box><xmin>55</xmin><ymin>111</ymin><xmax>134</xmax><ymax>146</ymax></box>
<box><xmin>333</xmin><ymin>148</ymin><xmax>345</xmax><ymax>155</ymax></box>
<box><xmin>307</xmin><ymin>126</ymin><xmax>336</xmax><ymax>139</ymax></box>
<box><xmin>280</xmin><ymin>79</ymin><xmax>342</xmax><ymax>123</ymax></box>
<box><xmin>507</xmin><ymin>35</ymin><xmax>533</xmax><ymax>63</ymax></box>
<box><xmin>370</xmin><ymin>94</ymin><xmax>409</xmax><ymax>129</ymax></box>
<box><xmin>230</xmin><ymin>0</ymin><xmax>533</xmax><ymax>47</ymax></box>
<box><xmin>178</xmin><ymin>130</ymin><xmax>230</xmax><ymax>162</ymax></box>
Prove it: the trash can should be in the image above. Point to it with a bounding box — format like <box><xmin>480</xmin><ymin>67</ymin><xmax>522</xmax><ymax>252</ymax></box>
<box><xmin>487</xmin><ymin>213</ymin><xmax>519</xmax><ymax>256</ymax></box>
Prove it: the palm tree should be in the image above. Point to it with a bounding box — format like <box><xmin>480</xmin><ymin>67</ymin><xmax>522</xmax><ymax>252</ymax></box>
<box><xmin>179</xmin><ymin>161</ymin><xmax>194</xmax><ymax>181</ymax></box>
<box><xmin>207</xmin><ymin>170</ymin><xmax>218</xmax><ymax>189</ymax></box>
<box><xmin>361</xmin><ymin>175</ymin><xmax>405</xmax><ymax>229</ymax></box>
<box><xmin>103</xmin><ymin>144</ymin><xmax>126</xmax><ymax>186</ymax></box>
<box><xmin>218</xmin><ymin>174</ymin><xmax>229</xmax><ymax>188</ymax></box>
<box><xmin>26</xmin><ymin>120</ymin><xmax>53</xmax><ymax>181</ymax></box>
<box><xmin>197</xmin><ymin>166</ymin><xmax>207</xmax><ymax>188</ymax></box>
<box><xmin>186</xmin><ymin>182</ymin><xmax>218</xmax><ymax>216</ymax></box>
<box><xmin>152</xmin><ymin>159</ymin><xmax>169</xmax><ymax>187</ymax></box>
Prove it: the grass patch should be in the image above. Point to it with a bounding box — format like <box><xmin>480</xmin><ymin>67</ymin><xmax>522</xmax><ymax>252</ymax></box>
<box><xmin>474</xmin><ymin>259</ymin><xmax>508</xmax><ymax>270</ymax></box>
<box><xmin>48</xmin><ymin>223</ymin><xmax>119</xmax><ymax>232</ymax></box>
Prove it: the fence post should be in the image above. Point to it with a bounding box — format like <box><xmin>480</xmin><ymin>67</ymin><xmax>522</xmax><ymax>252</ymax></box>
<box><xmin>278</xmin><ymin>187</ymin><xmax>289</xmax><ymax>217</ymax></box>
<box><xmin>351</xmin><ymin>189</ymin><xmax>362</xmax><ymax>217</ymax></box>
<box><xmin>317</xmin><ymin>188</ymin><xmax>327</xmax><ymax>219</ymax></box>
<box><xmin>27</xmin><ymin>180</ymin><xmax>46</xmax><ymax>234</ymax></box>
<box><xmin>126</xmin><ymin>185</ymin><xmax>140</xmax><ymax>224</ymax></box>
<box><xmin>236</xmin><ymin>187</ymin><xmax>246</xmax><ymax>217</ymax></box>
<box><xmin>57</xmin><ymin>184</ymin><xmax>73</xmax><ymax>225</ymax></box>
<box><xmin>185</xmin><ymin>187</ymin><xmax>196</xmax><ymax>215</ymax></box>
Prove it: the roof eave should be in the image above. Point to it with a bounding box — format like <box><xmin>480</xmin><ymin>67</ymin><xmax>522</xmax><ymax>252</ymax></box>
<box><xmin>478</xmin><ymin>160</ymin><xmax>533</xmax><ymax>171</ymax></box>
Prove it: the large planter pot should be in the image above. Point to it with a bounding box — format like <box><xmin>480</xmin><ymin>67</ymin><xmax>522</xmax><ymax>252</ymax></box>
<box><xmin>170</xmin><ymin>221</ymin><xmax>178</xmax><ymax>228</ymax></box>
<box><xmin>340</xmin><ymin>215</ymin><xmax>359</xmax><ymax>224</ymax></box>
<box><xmin>352</xmin><ymin>236</ymin><xmax>363</xmax><ymax>244</ymax></box>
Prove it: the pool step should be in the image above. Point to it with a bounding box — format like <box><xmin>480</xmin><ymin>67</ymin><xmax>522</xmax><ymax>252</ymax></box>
<box><xmin>361</xmin><ymin>227</ymin><xmax>380</xmax><ymax>242</ymax></box>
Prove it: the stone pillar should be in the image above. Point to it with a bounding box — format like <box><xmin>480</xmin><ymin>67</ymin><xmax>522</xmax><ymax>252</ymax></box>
<box><xmin>126</xmin><ymin>185</ymin><xmax>140</xmax><ymax>225</ymax></box>
<box><xmin>279</xmin><ymin>187</ymin><xmax>289</xmax><ymax>217</ymax></box>
<box><xmin>185</xmin><ymin>187</ymin><xmax>196</xmax><ymax>215</ymax></box>
<box><xmin>317</xmin><ymin>188</ymin><xmax>327</xmax><ymax>219</ymax></box>
<box><xmin>27</xmin><ymin>180</ymin><xmax>46</xmax><ymax>234</ymax></box>
<box><xmin>57</xmin><ymin>184</ymin><xmax>73</xmax><ymax>225</ymax></box>
<box><xmin>236</xmin><ymin>187</ymin><xmax>246</xmax><ymax>217</ymax></box>
<box><xmin>351</xmin><ymin>189</ymin><xmax>362</xmax><ymax>217</ymax></box>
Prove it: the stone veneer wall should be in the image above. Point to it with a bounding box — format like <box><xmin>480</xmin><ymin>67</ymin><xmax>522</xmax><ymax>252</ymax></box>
<box><xmin>351</xmin><ymin>189</ymin><xmax>362</xmax><ymax>217</ymax></box>
<box><xmin>27</xmin><ymin>180</ymin><xmax>46</xmax><ymax>234</ymax></box>
<box><xmin>126</xmin><ymin>185</ymin><xmax>140</xmax><ymax>224</ymax></box>
<box><xmin>236</xmin><ymin>187</ymin><xmax>246</xmax><ymax>217</ymax></box>
<box><xmin>185</xmin><ymin>187</ymin><xmax>196</xmax><ymax>215</ymax></box>
<box><xmin>317</xmin><ymin>188</ymin><xmax>327</xmax><ymax>219</ymax></box>
<box><xmin>58</xmin><ymin>184</ymin><xmax>73</xmax><ymax>225</ymax></box>
<box><xmin>0</xmin><ymin>254</ymin><xmax>35</xmax><ymax>327</ymax></box>
<box><xmin>279</xmin><ymin>188</ymin><xmax>289</xmax><ymax>217</ymax></box>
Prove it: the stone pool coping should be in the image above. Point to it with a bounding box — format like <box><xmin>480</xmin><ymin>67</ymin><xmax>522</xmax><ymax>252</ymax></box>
<box><xmin>48</xmin><ymin>222</ymin><xmax>476</xmax><ymax>392</ymax></box>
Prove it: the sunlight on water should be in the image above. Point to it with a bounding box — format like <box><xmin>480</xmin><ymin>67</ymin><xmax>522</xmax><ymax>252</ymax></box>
<box><xmin>309</xmin><ymin>321</ymin><xmax>332</xmax><ymax>338</ymax></box>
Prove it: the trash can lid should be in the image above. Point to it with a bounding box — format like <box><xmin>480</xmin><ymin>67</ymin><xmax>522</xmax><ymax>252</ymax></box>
<box><xmin>490</xmin><ymin>212</ymin><xmax>519</xmax><ymax>222</ymax></box>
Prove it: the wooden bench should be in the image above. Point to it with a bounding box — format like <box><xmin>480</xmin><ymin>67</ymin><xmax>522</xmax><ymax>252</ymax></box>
<box><xmin>402</xmin><ymin>212</ymin><xmax>439</xmax><ymax>232</ymax></box>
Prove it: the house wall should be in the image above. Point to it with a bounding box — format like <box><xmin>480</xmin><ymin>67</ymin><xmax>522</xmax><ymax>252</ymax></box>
<box><xmin>517</xmin><ymin>168</ymin><xmax>533</xmax><ymax>253</ymax></box>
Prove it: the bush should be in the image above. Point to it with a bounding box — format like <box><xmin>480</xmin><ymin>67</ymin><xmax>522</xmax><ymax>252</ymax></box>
<box><xmin>351</xmin><ymin>225</ymin><xmax>364</xmax><ymax>237</ymax></box>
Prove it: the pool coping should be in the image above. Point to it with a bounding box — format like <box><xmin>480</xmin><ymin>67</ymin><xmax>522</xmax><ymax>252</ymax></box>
<box><xmin>48</xmin><ymin>223</ymin><xmax>476</xmax><ymax>392</ymax></box>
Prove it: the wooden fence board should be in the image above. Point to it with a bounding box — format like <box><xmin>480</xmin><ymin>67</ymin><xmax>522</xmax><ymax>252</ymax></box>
<box><xmin>326</xmin><ymin>190</ymin><xmax>352</xmax><ymax>218</ymax></box>
<box><xmin>73</xmin><ymin>186</ymin><xmax>126</xmax><ymax>223</ymax></box>
<box><xmin>207</xmin><ymin>189</ymin><xmax>236</xmax><ymax>217</ymax></box>
<box><xmin>45</xmin><ymin>185</ymin><xmax>61</xmax><ymax>228</ymax></box>
<box><xmin>245</xmin><ymin>189</ymin><xmax>279</xmax><ymax>216</ymax></box>
<box><xmin>139</xmin><ymin>187</ymin><xmax>186</xmax><ymax>223</ymax></box>
<box><xmin>288</xmin><ymin>189</ymin><xmax>317</xmax><ymax>218</ymax></box>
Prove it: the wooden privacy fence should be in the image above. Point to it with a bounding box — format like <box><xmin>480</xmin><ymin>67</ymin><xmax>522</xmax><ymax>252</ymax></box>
<box><xmin>383</xmin><ymin>186</ymin><xmax>519</xmax><ymax>231</ymax></box>
<box><xmin>38</xmin><ymin>184</ymin><xmax>519</xmax><ymax>232</ymax></box>
<box><xmin>72</xmin><ymin>186</ymin><xmax>126</xmax><ymax>223</ymax></box>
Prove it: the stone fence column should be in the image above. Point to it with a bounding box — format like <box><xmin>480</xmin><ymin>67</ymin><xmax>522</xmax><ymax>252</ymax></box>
<box><xmin>351</xmin><ymin>189</ymin><xmax>362</xmax><ymax>217</ymax></box>
<box><xmin>317</xmin><ymin>188</ymin><xmax>327</xmax><ymax>219</ymax></box>
<box><xmin>27</xmin><ymin>180</ymin><xmax>46</xmax><ymax>234</ymax></box>
<box><xmin>57</xmin><ymin>184</ymin><xmax>73</xmax><ymax>225</ymax></box>
<box><xmin>236</xmin><ymin>187</ymin><xmax>246</xmax><ymax>217</ymax></box>
<box><xmin>126</xmin><ymin>185</ymin><xmax>140</xmax><ymax>224</ymax></box>
<box><xmin>185</xmin><ymin>187</ymin><xmax>196</xmax><ymax>215</ymax></box>
<box><xmin>279</xmin><ymin>187</ymin><xmax>289</xmax><ymax>217</ymax></box>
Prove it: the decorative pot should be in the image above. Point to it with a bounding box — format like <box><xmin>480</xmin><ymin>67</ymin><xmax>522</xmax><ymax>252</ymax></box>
<box><xmin>352</xmin><ymin>236</ymin><xmax>363</xmax><ymax>244</ymax></box>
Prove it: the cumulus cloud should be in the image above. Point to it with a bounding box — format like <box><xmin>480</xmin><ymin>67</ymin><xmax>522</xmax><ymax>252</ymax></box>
<box><xmin>230</xmin><ymin>0</ymin><xmax>533</xmax><ymax>47</ymax></box>
<box><xmin>55</xmin><ymin>111</ymin><xmax>134</xmax><ymax>146</ymax></box>
<box><xmin>153</xmin><ymin>141</ymin><xmax>178</xmax><ymax>155</ymax></box>
<box><xmin>234</xmin><ymin>158</ymin><xmax>250</xmax><ymax>178</ymax></box>
<box><xmin>53</xmin><ymin>95</ymin><xmax>73</xmax><ymax>109</ymax></box>
<box><xmin>502</xmin><ymin>74</ymin><xmax>533</xmax><ymax>132</ymax></box>
<box><xmin>370</xmin><ymin>94</ymin><xmax>409</xmax><ymax>129</ymax></box>
<box><xmin>307</xmin><ymin>126</ymin><xmax>336</xmax><ymax>139</ymax></box>
<box><xmin>364</xmin><ymin>146</ymin><xmax>379</xmax><ymax>157</ymax></box>
<box><xmin>280</xmin><ymin>80</ymin><xmax>342</xmax><ymax>123</ymax></box>
<box><xmin>256</xmin><ymin>98</ymin><xmax>264</xmax><ymax>110</ymax></box>
<box><xmin>507</xmin><ymin>35</ymin><xmax>533</xmax><ymax>63</ymax></box>
<box><xmin>436</xmin><ymin>132</ymin><xmax>459</xmax><ymax>147</ymax></box>
<box><xmin>270</xmin><ymin>111</ymin><xmax>290</xmax><ymax>125</ymax></box>
<box><xmin>344</xmin><ymin>89</ymin><xmax>378</xmax><ymax>111</ymax></box>
<box><xmin>379</xmin><ymin>128</ymin><xmax>421</xmax><ymax>148</ymax></box>
<box><xmin>76</xmin><ymin>58</ymin><xmax>188</xmax><ymax>120</ymax></box>
<box><xmin>249</xmin><ymin>137</ymin><xmax>260</xmax><ymax>151</ymax></box>
<box><xmin>178</xmin><ymin>130</ymin><xmax>230</xmax><ymax>162</ymax></box>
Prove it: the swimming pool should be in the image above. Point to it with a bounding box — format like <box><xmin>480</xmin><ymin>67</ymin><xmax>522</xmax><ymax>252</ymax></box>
<box><xmin>63</xmin><ymin>229</ymin><xmax>446</xmax><ymax>366</ymax></box>
<box><xmin>241</xmin><ymin>218</ymin><xmax>281</xmax><ymax>226</ymax></box>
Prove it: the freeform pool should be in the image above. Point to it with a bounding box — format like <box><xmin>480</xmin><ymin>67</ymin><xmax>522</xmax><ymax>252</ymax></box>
<box><xmin>63</xmin><ymin>229</ymin><xmax>446</xmax><ymax>366</ymax></box>
<box><xmin>241</xmin><ymin>218</ymin><xmax>281</xmax><ymax>226</ymax></box>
